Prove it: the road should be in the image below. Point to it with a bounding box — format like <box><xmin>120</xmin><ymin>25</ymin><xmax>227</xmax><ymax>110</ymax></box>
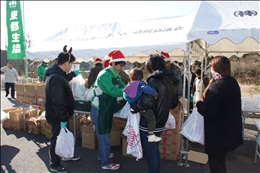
<box><xmin>1</xmin><ymin>89</ymin><xmax>259</xmax><ymax>173</ymax></box>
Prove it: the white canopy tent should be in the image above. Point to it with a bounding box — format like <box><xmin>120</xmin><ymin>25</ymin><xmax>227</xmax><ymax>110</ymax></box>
<box><xmin>188</xmin><ymin>1</ymin><xmax>260</xmax><ymax>58</ymax></box>
<box><xmin>178</xmin><ymin>1</ymin><xmax>260</xmax><ymax>166</ymax></box>
<box><xmin>26</xmin><ymin>14</ymin><xmax>202</xmax><ymax>63</ymax></box>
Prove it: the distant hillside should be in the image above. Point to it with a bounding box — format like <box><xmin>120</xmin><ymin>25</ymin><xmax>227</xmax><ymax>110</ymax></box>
<box><xmin>1</xmin><ymin>50</ymin><xmax>259</xmax><ymax>85</ymax></box>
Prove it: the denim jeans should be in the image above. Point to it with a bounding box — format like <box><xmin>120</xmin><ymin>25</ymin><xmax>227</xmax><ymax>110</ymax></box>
<box><xmin>91</xmin><ymin>107</ymin><xmax>112</xmax><ymax>166</ymax></box>
<box><xmin>5</xmin><ymin>82</ymin><xmax>15</xmax><ymax>98</ymax></box>
<box><xmin>140</xmin><ymin>130</ymin><xmax>162</xmax><ymax>173</ymax></box>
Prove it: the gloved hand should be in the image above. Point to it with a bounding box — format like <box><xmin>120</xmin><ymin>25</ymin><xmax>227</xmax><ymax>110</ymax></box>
<box><xmin>60</xmin><ymin>121</ymin><xmax>67</xmax><ymax>128</ymax></box>
<box><xmin>190</xmin><ymin>94</ymin><xmax>194</xmax><ymax>103</ymax></box>
<box><xmin>74</xmin><ymin>70</ymin><xmax>81</xmax><ymax>76</ymax></box>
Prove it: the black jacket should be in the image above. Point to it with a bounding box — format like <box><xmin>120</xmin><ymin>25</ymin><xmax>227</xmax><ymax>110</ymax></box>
<box><xmin>196</xmin><ymin>76</ymin><xmax>243</xmax><ymax>155</ymax></box>
<box><xmin>45</xmin><ymin>64</ymin><xmax>75</xmax><ymax>123</ymax></box>
<box><xmin>132</xmin><ymin>69</ymin><xmax>179</xmax><ymax>132</ymax></box>
<box><xmin>87</xmin><ymin>64</ymin><xmax>103</xmax><ymax>88</ymax></box>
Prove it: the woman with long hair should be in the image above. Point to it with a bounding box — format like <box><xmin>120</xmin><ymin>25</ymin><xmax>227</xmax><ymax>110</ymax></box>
<box><xmin>196</xmin><ymin>56</ymin><xmax>243</xmax><ymax>173</ymax></box>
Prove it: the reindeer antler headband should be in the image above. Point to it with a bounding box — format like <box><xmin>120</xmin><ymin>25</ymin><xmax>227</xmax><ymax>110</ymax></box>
<box><xmin>62</xmin><ymin>45</ymin><xmax>72</xmax><ymax>63</ymax></box>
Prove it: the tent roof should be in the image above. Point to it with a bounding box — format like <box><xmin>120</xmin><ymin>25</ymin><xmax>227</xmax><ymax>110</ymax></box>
<box><xmin>26</xmin><ymin>15</ymin><xmax>196</xmax><ymax>61</ymax></box>
<box><xmin>188</xmin><ymin>1</ymin><xmax>260</xmax><ymax>44</ymax></box>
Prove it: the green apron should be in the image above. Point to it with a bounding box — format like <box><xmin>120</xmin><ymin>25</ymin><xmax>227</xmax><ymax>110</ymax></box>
<box><xmin>98</xmin><ymin>73</ymin><xmax>119</xmax><ymax>134</ymax></box>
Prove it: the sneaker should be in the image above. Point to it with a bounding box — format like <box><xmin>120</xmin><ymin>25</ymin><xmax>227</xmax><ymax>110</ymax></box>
<box><xmin>5</xmin><ymin>94</ymin><xmax>8</xmax><ymax>97</ymax></box>
<box><xmin>98</xmin><ymin>153</ymin><xmax>114</xmax><ymax>160</ymax></box>
<box><xmin>50</xmin><ymin>165</ymin><xmax>68</xmax><ymax>173</ymax></box>
<box><xmin>101</xmin><ymin>162</ymin><xmax>120</xmax><ymax>170</ymax></box>
<box><xmin>148</xmin><ymin>134</ymin><xmax>161</xmax><ymax>142</ymax></box>
<box><xmin>62</xmin><ymin>156</ymin><xmax>80</xmax><ymax>161</ymax></box>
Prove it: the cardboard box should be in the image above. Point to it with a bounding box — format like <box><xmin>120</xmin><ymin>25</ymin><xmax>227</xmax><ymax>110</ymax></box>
<box><xmin>2</xmin><ymin>107</ymin><xmax>22</xmax><ymax>113</ymax></box>
<box><xmin>9</xmin><ymin>110</ymin><xmax>23</xmax><ymax>121</ymax></box>
<box><xmin>26</xmin><ymin>109</ymin><xmax>38</xmax><ymax>117</ymax></box>
<box><xmin>38</xmin><ymin>108</ymin><xmax>45</xmax><ymax>117</ymax></box>
<box><xmin>72</xmin><ymin>128</ymin><xmax>82</xmax><ymax>139</ymax></box>
<box><xmin>41</xmin><ymin>127</ymin><xmax>46</xmax><ymax>135</ymax></box>
<box><xmin>40</xmin><ymin>119</ymin><xmax>46</xmax><ymax>128</ymax></box>
<box><xmin>183</xmin><ymin>150</ymin><xmax>208</xmax><ymax>164</ymax></box>
<box><xmin>82</xmin><ymin>125</ymin><xmax>98</xmax><ymax>149</ymax></box>
<box><xmin>39</xmin><ymin>119</ymin><xmax>46</xmax><ymax>136</ymax></box>
<box><xmin>2</xmin><ymin>107</ymin><xmax>22</xmax><ymax>129</ymax></box>
<box><xmin>2</xmin><ymin>119</ymin><xmax>11</xmax><ymax>129</ymax></box>
<box><xmin>45</xmin><ymin>129</ymin><xmax>52</xmax><ymax>139</ymax></box>
<box><xmin>159</xmin><ymin>142</ymin><xmax>181</xmax><ymax>153</ymax></box>
<box><xmin>10</xmin><ymin>120</ymin><xmax>24</xmax><ymax>131</ymax></box>
<box><xmin>45</xmin><ymin>123</ymin><xmax>52</xmax><ymax>139</ymax></box>
<box><xmin>160</xmin><ymin>150</ymin><xmax>179</xmax><ymax>161</ymax></box>
<box><xmin>161</xmin><ymin>129</ymin><xmax>181</xmax><ymax>142</ymax></box>
<box><xmin>24</xmin><ymin>84</ymin><xmax>37</xmax><ymax>105</ymax></box>
<box><xmin>36</xmin><ymin>84</ymin><xmax>46</xmax><ymax>106</ymax></box>
<box><xmin>27</xmin><ymin>118</ymin><xmax>41</xmax><ymax>135</ymax></box>
<box><xmin>69</xmin><ymin>114</ymin><xmax>83</xmax><ymax>132</ymax></box>
<box><xmin>114</xmin><ymin>118</ymin><xmax>127</xmax><ymax>128</ymax></box>
<box><xmin>15</xmin><ymin>84</ymin><xmax>25</xmax><ymax>103</ymax></box>
<box><xmin>110</xmin><ymin>126</ymin><xmax>121</xmax><ymax>146</ymax></box>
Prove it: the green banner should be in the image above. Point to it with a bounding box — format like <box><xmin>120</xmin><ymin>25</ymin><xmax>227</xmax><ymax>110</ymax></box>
<box><xmin>6</xmin><ymin>0</ymin><xmax>25</xmax><ymax>60</ymax></box>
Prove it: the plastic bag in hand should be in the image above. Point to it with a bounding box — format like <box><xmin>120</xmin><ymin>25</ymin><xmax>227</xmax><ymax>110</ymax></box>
<box><xmin>55</xmin><ymin>127</ymin><xmax>75</xmax><ymax>158</ymax></box>
<box><xmin>119</xmin><ymin>102</ymin><xmax>131</xmax><ymax>119</ymax></box>
<box><xmin>164</xmin><ymin>111</ymin><xmax>176</xmax><ymax>129</ymax></box>
<box><xmin>84</xmin><ymin>87</ymin><xmax>94</xmax><ymax>101</ymax></box>
<box><xmin>180</xmin><ymin>108</ymin><xmax>204</xmax><ymax>145</ymax></box>
<box><xmin>69</xmin><ymin>75</ymin><xmax>86</xmax><ymax>100</ymax></box>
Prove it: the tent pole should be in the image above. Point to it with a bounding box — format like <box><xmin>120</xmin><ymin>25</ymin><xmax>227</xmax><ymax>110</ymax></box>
<box><xmin>191</xmin><ymin>44</ymin><xmax>210</xmax><ymax>65</ymax></box>
<box><xmin>22</xmin><ymin>0</ymin><xmax>28</xmax><ymax>83</ymax></box>
<box><xmin>178</xmin><ymin>43</ymin><xmax>191</xmax><ymax>167</ymax></box>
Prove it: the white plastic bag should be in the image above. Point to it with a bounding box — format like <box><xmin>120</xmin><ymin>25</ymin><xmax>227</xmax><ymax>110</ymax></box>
<box><xmin>69</xmin><ymin>74</ymin><xmax>86</xmax><ymax>100</ymax></box>
<box><xmin>119</xmin><ymin>102</ymin><xmax>131</xmax><ymax>119</ymax></box>
<box><xmin>164</xmin><ymin>111</ymin><xmax>176</xmax><ymax>129</ymax></box>
<box><xmin>84</xmin><ymin>87</ymin><xmax>94</xmax><ymax>101</ymax></box>
<box><xmin>1</xmin><ymin>110</ymin><xmax>10</xmax><ymax>123</ymax></box>
<box><xmin>55</xmin><ymin>127</ymin><xmax>75</xmax><ymax>158</ymax></box>
<box><xmin>180</xmin><ymin>108</ymin><xmax>204</xmax><ymax>145</ymax></box>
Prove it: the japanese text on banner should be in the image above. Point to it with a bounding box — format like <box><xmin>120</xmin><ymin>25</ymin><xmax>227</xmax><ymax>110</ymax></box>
<box><xmin>6</xmin><ymin>0</ymin><xmax>25</xmax><ymax>60</ymax></box>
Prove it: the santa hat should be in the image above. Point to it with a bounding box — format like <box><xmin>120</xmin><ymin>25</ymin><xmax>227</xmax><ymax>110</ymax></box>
<box><xmin>94</xmin><ymin>58</ymin><xmax>103</xmax><ymax>64</ymax></box>
<box><xmin>108</xmin><ymin>50</ymin><xmax>126</xmax><ymax>63</ymax></box>
<box><xmin>161</xmin><ymin>51</ymin><xmax>171</xmax><ymax>62</ymax></box>
<box><xmin>104</xmin><ymin>59</ymin><xmax>110</xmax><ymax>68</ymax></box>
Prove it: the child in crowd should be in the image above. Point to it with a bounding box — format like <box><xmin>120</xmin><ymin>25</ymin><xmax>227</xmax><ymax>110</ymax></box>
<box><xmin>123</xmin><ymin>68</ymin><xmax>161</xmax><ymax>142</ymax></box>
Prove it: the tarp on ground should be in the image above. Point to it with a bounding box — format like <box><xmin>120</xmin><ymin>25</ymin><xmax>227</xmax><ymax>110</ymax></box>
<box><xmin>187</xmin><ymin>1</ymin><xmax>260</xmax><ymax>57</ymax></box>
<box><xmin>26</xmin><ymin>14</ymin><xmax>201</xmax><ymax>62</ymax></box>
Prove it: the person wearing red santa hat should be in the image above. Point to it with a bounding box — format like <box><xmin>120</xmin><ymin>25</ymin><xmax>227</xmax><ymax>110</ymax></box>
<box><xmin>103</xmin><ymin>58</ymin><xmax>129</xmax><ymax>84</ymax></box>
<box><xmin>87</xmin><ymin>58</ymin><xmax>104</xmax><ymax>88</ymax></box>
<box><xmin>160</xmin><ymin>51</ymin><xmax>183</xmax><ymax>100</ymax></box>
<box><xmin>90</xmin><ymin>50</ymin><xmax>126</xmax><ymax>170</ymax></box>
<box><xmin>103</xmin><ymin>57</ymin><xmax>110</xmax><ymax>68</ymax></box>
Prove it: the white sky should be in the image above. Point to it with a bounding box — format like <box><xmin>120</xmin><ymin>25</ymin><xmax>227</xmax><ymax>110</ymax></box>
<box><xmin>1</xmin><ymin>1</ymin><xmax>200</xmax><ymax>48</ymax></box>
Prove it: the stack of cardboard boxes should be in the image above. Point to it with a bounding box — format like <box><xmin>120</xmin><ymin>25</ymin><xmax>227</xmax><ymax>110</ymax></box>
<box><xmin>15</xmin><ymin>82</ymin><xmax>46</xmax><ymax>106</ymax></box>
<box><xmin>69</xmin><ymin>113</ymin><xmax>85</xmax><ymax>139</ymax></box>
<box><xmin>2</xmin><ymin>107</ymin><xmax>39</xmax><ymax>131</ymax></box>
<box><xmin>81</xmin><ymin>118</ymin><xmax>121</xmax><ymax>150</ymax></box>
<box><xmin>159</xmin><ymin>105</ymin><xmax>183</xmax><ymax>161</ymax></box>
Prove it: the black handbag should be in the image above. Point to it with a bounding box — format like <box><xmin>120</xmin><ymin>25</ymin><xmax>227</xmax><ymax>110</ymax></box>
<box><xmin>114</xmin><ymin>99</ymin><xmax>127</xmax><ymax>113</ymax></box>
